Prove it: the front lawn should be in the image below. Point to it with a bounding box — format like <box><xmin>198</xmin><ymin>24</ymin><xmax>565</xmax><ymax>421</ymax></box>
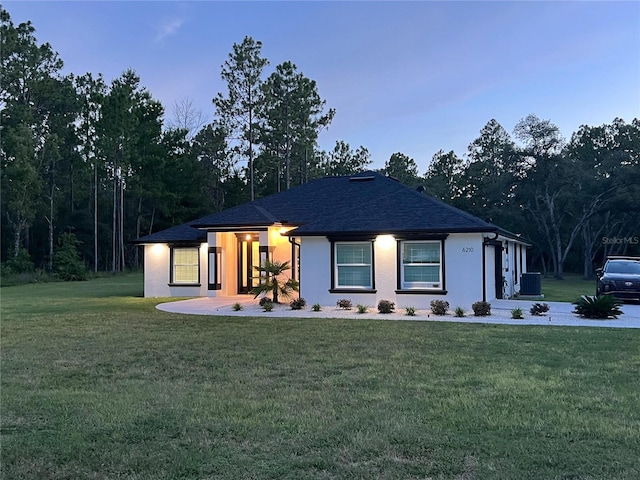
<box><xmin>2</xmin><ymin>275</ymin><xmax>639</xmax><ymax>479</ymax></box>
<box><xmin>541</xmin><ymin>273</ymin><xmax>597</xmax><ymax>302</ymax></box>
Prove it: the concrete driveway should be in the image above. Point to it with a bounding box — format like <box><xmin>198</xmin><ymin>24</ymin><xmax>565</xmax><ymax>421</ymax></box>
<box><xmin>156</xmin><ymin>297</ymin><xmax>640</xmax><ymax>329</ymax></box>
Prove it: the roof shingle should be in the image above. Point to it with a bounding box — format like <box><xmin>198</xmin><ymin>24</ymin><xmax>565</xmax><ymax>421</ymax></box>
<box><xmin>133</xmin><ymin>171</ymin><xmax>498</xmax><ymax>243</ymax></box>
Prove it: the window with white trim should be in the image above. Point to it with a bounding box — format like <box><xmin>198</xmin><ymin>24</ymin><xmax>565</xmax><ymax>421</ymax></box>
<box><xmin>335</xmin><ymin>242</ymin><xmax>372</xmax><ymax>288</ymax></box>
<box><xmin>400</xmin><ymin>241</ymin><xmax>442</xmax><ymax>289</ymax></box>
<box><xmin>172</xmin><ymin>247</ymin><xmax>200</xmax><ymax>284</ymax></box>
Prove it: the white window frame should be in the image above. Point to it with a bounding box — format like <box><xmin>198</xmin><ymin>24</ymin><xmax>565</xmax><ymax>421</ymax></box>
<box><xmin>334</xmin><ymin>242</ymin><xmax>373</xmax><ymax>289</ymax></box>
<box><xmin>400</xmin><ymin>240</ymin><xmax>442</xmax><ymax>289</ymax></box>
<box><xmin>171</xmin><ymin>247</ymin><xmax>200</xmax><ymax>285</ymax></box>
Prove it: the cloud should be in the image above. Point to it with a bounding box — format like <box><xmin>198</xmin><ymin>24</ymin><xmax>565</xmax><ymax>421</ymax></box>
<box><xmin>155</xmin><ymin>17</ymin><xmax>185</xmax><ymax>43</ymax></box>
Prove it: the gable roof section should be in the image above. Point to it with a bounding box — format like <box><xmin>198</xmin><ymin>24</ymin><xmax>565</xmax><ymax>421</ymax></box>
<box><xmin>133</xmin><ymin>171</ymin><xmax>500</xmax><ymax>243</ymax></box>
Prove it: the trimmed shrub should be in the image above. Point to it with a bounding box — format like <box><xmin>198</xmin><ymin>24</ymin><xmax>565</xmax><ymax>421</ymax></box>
<box><xmin>430</xmin><ymin>299</ymin><xmax>449</xmax><ymax>315</ymax></box>
<box><xmin>472</xmin><ymin>301</ymin><xmax>491</xmax><ymax>316</ymax></box>
<box><xmin>259</xmin><ymin>297</ymin><xmax>273</xmax><ymax>307</ymax></box>
<box><xmin>530</xmin><ymin>303</ymin><xmax>550</xmax><ymax>316</ymax></box>
<box><xmin>311</xmin><ymin>303</ymin><xmax>322</xmax><ymax>312</ymax></box>
<box><xmin>232</xmin><ymin>303</ymin><xmax>243</xmax><ymax>311</ymax></box>
<box><xmin>377</xmin><ymin>299</ymin><xmax>395</xmax><ymax>314</ymax></box>
<box><xmin>262</xmin><ymin>300</ymin><xmax>274</xmax><ymax>312</ymax></box>
<box><xmin>573</xmin><ymin>295</ymin><xmax>623</xmax><ymax>319</ymax></box>
<box><xmin>405</xmin><ymin>306</ymin><xmax>417</xmax><ymax>316</ymax></box>
<box><xmin>511</xmin><ymin>307</ymin><xmax>524</xmax><ymax>319</ymax></box>
<box><xmin>290</xmin><ymin>297</ymin><xmax>306</xmax><ymax>310</ymax></box>
<box><xmin>356</xmin><ymin>304</ymin><xmax>368</xmax><ymax>314</ymax></box>
<box><xmin>454</xmin><ymin>307</ymin><xmax>465</xmax><ymax>318</ymax></box>
<box><xmin>337</xmin><ymin>299</ymin><xmax>352</xmax><ymax>310</ymax></box>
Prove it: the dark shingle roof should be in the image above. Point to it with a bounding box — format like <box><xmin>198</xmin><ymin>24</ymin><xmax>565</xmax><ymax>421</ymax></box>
<box><xmin>131</xmin><ymin>218</ymin><xmax>207</xmax><ymax>244</ymax></box>
<box><xmin>133</xmin><ymin>171</ymin><xmax>500</xmax><ymax>243</ymax></box>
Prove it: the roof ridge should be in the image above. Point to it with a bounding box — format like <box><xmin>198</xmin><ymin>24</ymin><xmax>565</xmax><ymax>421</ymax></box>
<box><xmin>253</xmin><ymin>205</ymin><xmax>278</xmax><ymax>223</ymax></box>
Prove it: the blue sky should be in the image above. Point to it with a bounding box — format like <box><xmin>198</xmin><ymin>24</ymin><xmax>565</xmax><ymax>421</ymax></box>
<box><xmin>5</xmin><ymin>1</ymin><xmax>640</xmax><ymax>171</ymax></box>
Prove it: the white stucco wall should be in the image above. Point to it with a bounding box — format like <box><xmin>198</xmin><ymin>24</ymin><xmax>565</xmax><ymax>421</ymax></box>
<box><xmin>394</xmin><ymin>234</ymin><xmax>485</xmax><ymax>310</ymax></box>
<box><xmin>436</xmin><ymin>234</ymin><xmax>484</xmax><ymax>309</ymax></box>
<box><xmin>144</xmin><ymin>243</ymin><xmax>170</xmax><ymax>297</ymax></box>
<box><xmin>299</xmin><ymin>237</ymin><xmax>333</xmax><ymax>304</ymax></box>
<box><xmin>143</xmin><ymin>230</ymin><xmax>528</xmax><ymax>304</ymax></box>
<box><xmin>300</xmin><ymin>233</ymin><xmax>498</xmax><ymax>311</ymax></box>
<box><xmin>143</xmin><ymin>243</ymin><xmax>207</xmax><ymax>298</ymax></box>
<box><xmin>373</xmin><ymin>235</ymin><xmax>397</xmax><ymax>302</ymax></box>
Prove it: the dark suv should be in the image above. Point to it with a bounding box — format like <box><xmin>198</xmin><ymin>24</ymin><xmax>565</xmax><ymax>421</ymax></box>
<box><xmin>596</xmin><ymin>257</ymin><xmax>640</xmax><ymax>301</ymax></box>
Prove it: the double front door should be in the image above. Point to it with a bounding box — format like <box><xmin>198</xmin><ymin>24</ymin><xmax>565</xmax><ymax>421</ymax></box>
<box><xmin>238</xmin><ymin>234</ymin><xmax>260</xmax><ymax>294</ymax></box>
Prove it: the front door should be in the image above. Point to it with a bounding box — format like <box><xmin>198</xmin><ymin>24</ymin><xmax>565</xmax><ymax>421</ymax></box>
<box><xmin>237</xmin><ymin>234</ymin><xmax>260</xmax><ymax>294</ymax></box>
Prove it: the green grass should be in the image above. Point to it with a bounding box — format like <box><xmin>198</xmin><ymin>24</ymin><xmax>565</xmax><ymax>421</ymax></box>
<box><xmin>541</xmin><ymin>273</ymin><xmax>598</xmax><ymax>302</ymax></box>
<box><xmin>2</xmin><ymin>275</ymin><xmax>640</xmax><ymax>479</ymax></box>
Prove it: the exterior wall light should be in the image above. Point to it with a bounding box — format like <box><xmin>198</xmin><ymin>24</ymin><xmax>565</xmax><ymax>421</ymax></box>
<box><xmin>376</xmin><ymin>234</ymin><xmax>395</xmax><ymax>249</ymax></box>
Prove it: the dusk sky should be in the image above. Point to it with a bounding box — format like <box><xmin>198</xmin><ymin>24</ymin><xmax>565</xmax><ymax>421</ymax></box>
<box><xmin>5</xmin><ymin>1</ymin><xmax>640</xmax><ymax>171</ymax></box>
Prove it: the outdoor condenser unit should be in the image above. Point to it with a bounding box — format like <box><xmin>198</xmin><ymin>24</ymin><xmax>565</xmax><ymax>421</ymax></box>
<box><xmin>520</xmin><ymin>272</ymin><xmax>542</xmax><ymax>296</ymax></box>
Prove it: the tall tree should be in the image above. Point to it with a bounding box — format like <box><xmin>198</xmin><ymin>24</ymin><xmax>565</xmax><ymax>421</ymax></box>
<box><xmin>457</xmin><ymin>119</ymin><xmax>523</xmax><ymax>231</ymax></box>
<box><xmin>169</xmin><ymin>98</ymin><xmax>206</xmax><ymax>140</ymax></box>
<box><xmin>423</xmin><ymin>149</ymin><xmax>464</xmax><ymax>202</ymax></box>
<box><xmin>129</xmin><ymin>91</ymin><xmax>166</xmax><ymax>267</ymax></box>
<box><xmin>382</xmin><ymin>152</ymin><xmax>420</xmax><ymax>187</ymax></box>
<box><xmin>258</xmin><ymin>61</ymin><xmax>334</xmax><ymax>193</ymax></box>
<box><xmin>75</xmin><ymin>72</ymin><xmax>106</xmax><ymax>271</ymax></box>
<box><xmin>515</xmin><ymin>114</ymin><xmax>604</xmax><ymax>279</ymax></box>
<box><xmin>317</xmin><ymin>141</ymin><xmax>371</xmax><ymax>177</ymax></box>
<box><xmin>1</xmin><ymin>124</ymin><xmax>40</xmax><ymax>258</ymax></box>
<box><xmin>191</xmin><ymin>122</ymin><xmax>231</xmax><ymax>212</ymax></box>
<box><xmin>0</xmin><ymin>7</ymin><xmax>67</xmax><ymax>262</ymax></box>
<box><xmin>569</xmin><ymin>118</ymin><xmax>640</xmax><ymax>276</ymax></box>
<box><xmin>213</xmin><ymin>36</ymin><xmax>268</xmax><ymax>201</ymax></box>
<box><xmin>96</xmin><ymin>69</ymin><xmax>165</xmax><ymax>271</ymax></box>
<box><xmin>41</xmin><ymin>75</ymin><xmax>80</xmax><ymax>271</ymax></box>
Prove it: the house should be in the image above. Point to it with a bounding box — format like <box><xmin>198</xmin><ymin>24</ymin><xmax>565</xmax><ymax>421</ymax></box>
<box><xmin>133</xmin><ymin>171</ymin><xmax>529</xmax><ymax>309</ymax></box>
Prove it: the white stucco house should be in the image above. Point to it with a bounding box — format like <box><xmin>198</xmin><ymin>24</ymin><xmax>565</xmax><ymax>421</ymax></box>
<box><xmin>133</xmin><ymin>171</ymin><xmax>529</xmax><ymax>309</ymax></box>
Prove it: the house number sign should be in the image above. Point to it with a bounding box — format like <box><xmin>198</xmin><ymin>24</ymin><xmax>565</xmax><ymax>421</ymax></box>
<box><xmin>461</xmin><ymin>247</ymin><xmax>474</xmax><ymax>253</ymax></box>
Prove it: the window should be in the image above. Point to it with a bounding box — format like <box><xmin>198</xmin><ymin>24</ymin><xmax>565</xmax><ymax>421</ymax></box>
<box><xmin>208</xmin><ymin>247</ymin><xmax>222</xmax><ymax>290</ymax></box>
<box><xmin>171</xmin><ymin>247</ymin><xmax>200</xmax><ymax>284</ymax></box>
<box><xmin>400</xmin><ymin>241</ymin><xmax>441</xmax><ymax>289</ymax></box>
<box><xmin>334</xmin><ymin>242</ymin><xmax>373</xmax><ymax>289</ymax></box>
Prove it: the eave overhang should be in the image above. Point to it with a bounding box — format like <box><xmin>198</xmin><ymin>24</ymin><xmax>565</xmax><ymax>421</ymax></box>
<box><xmin>283</xmin><ymin>226</ymin><xmax>500</xmax><ymax>238</ymax></box>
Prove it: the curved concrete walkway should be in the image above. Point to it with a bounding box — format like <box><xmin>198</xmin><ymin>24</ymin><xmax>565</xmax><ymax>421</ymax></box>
<box><xmin>157</xmin><ymin>297</ymin><xmax>640</xmax><ymax>329</ymax></box>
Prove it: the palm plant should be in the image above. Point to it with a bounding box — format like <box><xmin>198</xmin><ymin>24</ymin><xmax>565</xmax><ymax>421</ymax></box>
<box><xmin>573</xmin><ymin>295</ymin><xmax>623</xmax><ymax>319</ymax></box>
<box><xmin>250</xmin><ymin>259</ymin><xmax>299</xmax><ymax>304</ymax></box>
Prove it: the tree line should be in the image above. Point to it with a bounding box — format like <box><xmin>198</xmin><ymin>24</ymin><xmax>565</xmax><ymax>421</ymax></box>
<box><xmin>417</xmin><ymin>116</ymin><xmax>640</xmax><ymax>278</ymax></box>
<box><xmin>1</xmin><ymin>7</ymin><xmax>638</xmax><ymax>280</ymax></box>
